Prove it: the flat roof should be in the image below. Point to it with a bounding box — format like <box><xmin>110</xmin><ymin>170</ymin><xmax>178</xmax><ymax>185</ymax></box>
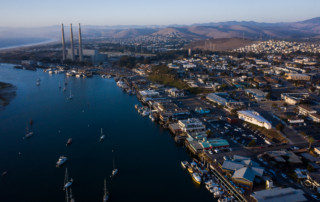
<box><xmin>251</xmin><ymin>187</ymin><xmax>307</xmax><ymax>202</ymax></box>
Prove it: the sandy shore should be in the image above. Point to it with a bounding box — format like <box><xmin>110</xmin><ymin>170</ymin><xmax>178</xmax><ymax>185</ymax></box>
<box><xmin>0</xmin><ymin>39</ymin><xmax>58</xmax><ymax>52</ymax></box>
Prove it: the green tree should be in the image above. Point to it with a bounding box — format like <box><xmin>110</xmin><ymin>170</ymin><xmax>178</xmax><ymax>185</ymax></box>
<box><xmin>308</xmin><ymin>136</ymin><xmax>315</xmax><ymax>150</ymax></box>
<box><xmin>276</xmin><ymin>123</ymin><xmax>285</xmax><ymax>131</ymax></box>
<box><xmin>248</xmin><ymin>140</ymin><xmax>256</xmax><ymax>147</ymax></box>
<box><xmin>206</xmin><ymin>130</ymin><xmax>213</xmax><ymax>137</ymax></box>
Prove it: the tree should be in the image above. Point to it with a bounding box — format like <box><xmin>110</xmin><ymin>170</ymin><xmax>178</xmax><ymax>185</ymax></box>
<box><xmin>248</xmin><ymin>140</ymin><xmax>256</xmax><ymax>147</ymax></box>
<box><xmin>206</xmin><ymin>130</ymin><xmax>213</xmax><ymax>137</ymax></box>
<box><xmin>276</xmin><ymin>123</ymin><xmax>285</xmax><ymax>131</ymax></box>
<box><xmin>272</xmin><ymin>103</ymin><xmax>278</xmax><ymax>108</ymax></box>
<box><xmin>308</xmin><ymin>136</ymin><xmax>315</xmax><ymax>150</ymax></box>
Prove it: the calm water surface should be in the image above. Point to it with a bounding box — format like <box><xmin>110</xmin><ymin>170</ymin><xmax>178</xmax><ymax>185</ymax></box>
<box><xmin>0</xmin><ymin>64</ymin><xmax>214</xmax><ymax>202</ymax></box>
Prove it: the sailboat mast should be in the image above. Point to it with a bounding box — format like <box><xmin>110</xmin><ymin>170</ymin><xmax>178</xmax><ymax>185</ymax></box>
<box><xmin>65</xmin><ymin>187</ymin><xmax>69</xmax><ymax>202</ymax></box>
<box><xmin>104</xmin><ymin>179</ymin><xmax>106</xmax><ymax>194</ymax></box>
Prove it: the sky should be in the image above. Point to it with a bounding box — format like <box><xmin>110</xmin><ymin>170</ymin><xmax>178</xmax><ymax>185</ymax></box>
<box><xmin>0</xmin><ymin>0</ymin><xmax>320</xmax><ymax>27</ymax></box>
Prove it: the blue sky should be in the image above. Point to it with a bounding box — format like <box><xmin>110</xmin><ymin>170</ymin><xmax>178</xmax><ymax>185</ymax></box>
<box><xmin>1</xmin><ymin>0</ymin><xmax>319</xmax><ymax>27</ymax></box>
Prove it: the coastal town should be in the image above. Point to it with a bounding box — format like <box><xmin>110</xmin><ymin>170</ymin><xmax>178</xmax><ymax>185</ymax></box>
<box><xmin>2</xmin><ymin>32</ymin><xmax>319</xmax><ymax>201</ymax></box>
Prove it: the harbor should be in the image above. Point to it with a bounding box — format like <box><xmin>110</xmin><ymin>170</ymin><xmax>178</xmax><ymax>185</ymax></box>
<box><xmin>0</xmin><ymin>63</ymin><xmax>214</xmax><ymax>202</ymax></box>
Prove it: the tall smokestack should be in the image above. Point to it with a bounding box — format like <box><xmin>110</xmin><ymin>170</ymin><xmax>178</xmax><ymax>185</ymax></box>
<box><xmin>70</xmin><ymin>23</ymin><xmax>75</xmax><ymax>61</ymax></box>
<box><xmin>61</xmin><ymin>24</ymin><xmax>66</xmax><ymax>61</ymax></box>
<box><xmin>78</xmin><ymin>23</ymin><xmax>83</xmax><ymax>62</ymax></box>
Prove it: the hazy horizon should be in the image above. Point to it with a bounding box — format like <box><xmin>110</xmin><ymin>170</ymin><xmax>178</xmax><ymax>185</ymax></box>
<box><xmin>1</xmin><ymin>0</ymin><xmax>320</xmax><ymax>27</ymax></box>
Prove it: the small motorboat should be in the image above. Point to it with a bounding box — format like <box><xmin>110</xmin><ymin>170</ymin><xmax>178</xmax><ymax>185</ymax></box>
<box><xmin>110</xmin><ymin>168</ymin><xmax>118</xmax><ymax>178</ymax></box>
<box><xmin>181</xmin><ymin>161</ymin><xmax>189</xmax><ymax>169</ymax></box>
<box><xmin>24</xmin><ymin>132</ymin><xmax>34</xmax><ymax>139</ymax></box>
<box><xmin>56</xmin><ymin>156</ymin><xmax>67</xmax><ymax>167</ymax></box>
<box><xmin>66</xmin><ymin>138</ymin><xmax>72</xmax><ymax>146</ymax></box>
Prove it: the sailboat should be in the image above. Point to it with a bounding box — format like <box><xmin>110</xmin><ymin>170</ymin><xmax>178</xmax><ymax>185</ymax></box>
<box><xmin>36</xmin><ymin>78</ymin><xmax>40</xmax><ymax>86</ymax></box>
<box><xmin>24</xmin><ymin>125</ymin><xmax>34</xmax><ymax>139</ymax></box>
<box><xmin>67</xmin><ymin>90</ymin><xmax>74</xmax><ymax>100</ymax></box>
<box><xmin>110</xmin><ymin>152</ymin><xmax>118</xmax><ymax>178</ymax></box>
<box><xmin>63</xmin><ymin>168</ymin><xmax>73</xmax><ymax>190</ymax></box>
<box><xmin>103</xmin><ymin>179</ymin><xmax>110</xmax><ymax>202</ymax></box>
<box><xmin>99</xmin><ymin>128</ymin><xmax>106</xmax><ymax>142</ymax></box>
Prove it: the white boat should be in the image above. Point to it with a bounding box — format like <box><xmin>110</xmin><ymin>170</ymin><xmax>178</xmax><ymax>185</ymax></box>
<box><xmin>111</xmin><ymin>168</ymin><xmax>118</xmax><ymax>178</ymax></box>
<box><xmin>149</xmin><ymin>114</ymin><xmax>155</xmax><ymax>122</ymax></box>
<box><xmin>56</xmin><ymin>156</ymin><xmax>67</xmax><ymax>167</ymax></box>
<box><xmin>24</xmin><ymin>126</ymin><xmax>34</xmax><ymax>139</ymax></box>
<box><xmin>36</xmin><ymin>81</ymin><xmax>40</xmax><ymax>86</ymax></box>
<box><xmin>214</xmin><ymin>191</ymin><xmax>223</xmax><ymax>198</ymax></box>
<box><xmin>110</xmin><ymin>154</ymin><xmax>118</xmax><ymax>178</ymax></box>
<box><xmin>141</xmin><ymin>110</ymin><xmax>150</xmax><ymax>117</ymax></box>
<box><xmin>63</xmin><ymin>168</ymin><xmax>73</xmax><ymax>190</ymax></box>
<box><xmin>192</xmin><ymin>173</ymin><xmax>201</xmax><ymax>184</ymax></box>
<box><xmin>181</xmin><ymin>161</ymin><xmax>189</xmax><ymax>169</ymax></box>
<box><xmin>100</xmin><ymin>128</ymin><xmax>106</xmax><ymax>142</ymax></box>
<box><xmin>103</xmin><ymin>179</ymin><xmax>110</xmax><ymax>202</ymax></box>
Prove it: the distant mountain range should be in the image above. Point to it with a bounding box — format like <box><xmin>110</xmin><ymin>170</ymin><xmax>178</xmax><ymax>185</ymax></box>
<box><xmin>1</xmin><ymin>17</ymin><xmax>320</xmax><ymax>41</ymax></box>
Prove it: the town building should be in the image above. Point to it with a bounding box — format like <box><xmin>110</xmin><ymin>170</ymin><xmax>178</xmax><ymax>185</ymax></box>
<box><xmin>286</xmin><ymin>73</ymin><xmax>310</xmax><ymax>81</ymax></box>
<box><xmin>245</xmin><ymin>89</ymin><xmax>267</xmax><ymax>101</ymax></box>
<box><xmin>177</xmin><ymin>118</ymin><xmax>206</xmax><ymax>134</ymax></box>
<box><xmin>138</xmin><ymin>90</ymin><xmax>160</xmax><ymax>102</ymax></box>
<box><xmin>298</xmin><ymin>105</ymin><xmax>317</xmax><ymax>116</ymax></box>
<box><xmin>238</xmin><ymin>110</ymin><xmax>272</xmax><ymax>129</ymax></box>
<box><xmin>251</xmin><ymin>187</ymin><xmax>307</xmax><ymax>202</ymax></box>
<box><xmin>222</xmin><ymin>155</ymin><xmax>264</xmax><ymax>191</ymax></box>
<box><xmin>206</xmin><ymin>92</ymin><xmax>242</xmax><ymax>107</ymax></box>
<box><xmin>281</xmin><ymin>93</ymin><xmax>309</xmax><ymax>105</ymax></box>
<box><xmin>166</xmin><ymin>88</ymin><xmax>184</xmax><ymax>97</ymax></box>
<box><xmin>309</xmin><ymin>113</ymin><xmax>320</xmax><ymax>123</ymax></box>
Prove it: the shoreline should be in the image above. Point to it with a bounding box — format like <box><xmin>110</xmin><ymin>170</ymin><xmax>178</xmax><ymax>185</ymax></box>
<box><xmin>0</xmin><ymin>81</ymin><xmax>16</xmax><ymax>110</ymax></box>
<box><xmin>0</xmin><ymin>39</ymin><xmax>58</xmax><ymax>52</ymax></box>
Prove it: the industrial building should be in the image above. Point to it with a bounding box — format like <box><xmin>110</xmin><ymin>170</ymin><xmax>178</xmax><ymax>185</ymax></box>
<box><xmin>238</xmin><ymin>110</ymin><xmax>272</xmax><ymax>129</ymax></box>
<box><xmin>61</xmin><ymin>23</ymin><xmax>107</xmax><ymax>64</ymax></box>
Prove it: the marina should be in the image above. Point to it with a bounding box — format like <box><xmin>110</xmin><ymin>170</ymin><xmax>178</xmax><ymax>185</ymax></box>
<box><xmin>0</xmin><ymin>63</ymin><xmax>214</xmax><ymax>202</ymax></box>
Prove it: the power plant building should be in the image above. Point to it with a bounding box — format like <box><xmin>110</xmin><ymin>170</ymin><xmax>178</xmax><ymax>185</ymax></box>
<box><xmin>62</xmin><ymin>23</ymin><xmax>107</xmax><ymax>64</ymax></box>
<box><xmin>66</xmin><ymin>48</ymin><xmax>107</xmax><ymax>65</ymax></box>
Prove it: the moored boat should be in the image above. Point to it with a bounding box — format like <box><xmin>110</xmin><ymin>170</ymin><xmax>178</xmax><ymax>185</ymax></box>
<box><xmin>66</xmin><ymin>138</ymin><xmax>72</xmax><ymax>146</ymax></box>
<box><xmin>187</xmin><ymin>167</ymin><xmax>193</xmax><ymax>174</ymax></box>
<box><xmin>181</xmin><ymin>161</ymin><xmax>189</xmax><ymax>169</ymax></box>
<box><xmin>103</xmin><ymin>179</ymin><xmax>110</xmax><ymax>202</ymax></box>
<box><xmin>56</xmin><ymin>156</ymin><xmax>67</xmax><ymax>167</ymax></box>
<box><xmin>100</xmin><ymin>128</ymin><xmax>106</xmax><ymax>142</ymax></box>
<box><xmin>192</xmin><ymin>173</ymin><xmax>201</xmax><ymax>184</ymax></box>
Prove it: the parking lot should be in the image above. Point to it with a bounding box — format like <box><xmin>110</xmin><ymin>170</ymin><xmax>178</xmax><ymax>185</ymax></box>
<box><xmin>207</xmin><ymin>120</ymin><xmax>267</xmax><ymax>150</ymax></box>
